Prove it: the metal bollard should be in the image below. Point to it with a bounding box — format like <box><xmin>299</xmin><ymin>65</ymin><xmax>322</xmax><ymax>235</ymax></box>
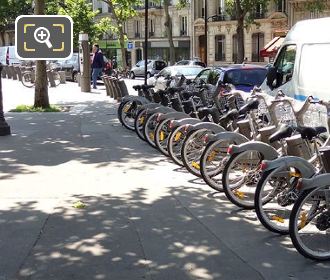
<box><xmin>58</xmin><ymin>71</ymin><xmax>66</xmax><ymax>84</ymax></box>
<box><xmin>0</xmin><ymin>63</ymin><xmax>11</xmax><ymax>136</ymax></box>
<box><xmin>118</xmin><ymin>80</ymin><xmax>129</xmax><ymax>100</ymax></box>
<box><xmin>14</xmin><ymin>66</ymin><xmax>23</xmax><ymax>82</ymax></box>
<box><xmin>47</xmin><ymin>71</ymin><xmax>56</xmax><ymax>87</ymax></box>
<box><xmin>9</xmin><ymin>66</ymin><xmax>17</xmax><ymax>80</ymax></box>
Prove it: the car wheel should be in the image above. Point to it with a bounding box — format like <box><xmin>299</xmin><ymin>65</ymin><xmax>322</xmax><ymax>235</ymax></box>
<box><xmin>146</xmin><ymin>72</ymin><xmax>152</xmax><ymax>79</ymax></box>
<box><xmin>72</xmin><ymin>72</ymin><xmax>78</xmax><ymax>82</ymax></box>
<box><xmin>130</xmin><ymin>71</ymin><xmax>135</xmax><ymax>79</ymax></box>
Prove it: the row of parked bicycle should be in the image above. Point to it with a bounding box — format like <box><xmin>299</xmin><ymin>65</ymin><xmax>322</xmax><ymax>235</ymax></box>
<box><xmin>0</xmin><ymin>62</ymin><xmax>63</xmax><ymax>88</ymax></box>
<box><xmin>117</xmin><ymin>74</ymin><xmax>330</xmax><ymax>261</ymax></box>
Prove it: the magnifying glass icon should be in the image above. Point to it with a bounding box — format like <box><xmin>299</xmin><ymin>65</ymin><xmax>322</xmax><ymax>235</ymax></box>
<box><xmin>34</xmin><ymin>27</ymin><xmax>53</xmax><ymax>49</ymax></box>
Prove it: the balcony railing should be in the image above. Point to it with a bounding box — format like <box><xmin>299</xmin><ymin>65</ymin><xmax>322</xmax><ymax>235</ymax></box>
<box><xmin>180</xmin><ymin>30</ymin><xmax>187</xmax><ymax>36</ymax></box>
<box><xmin>210</xmin><ymin>14</ymin><xmax>226</xmax><ymax>22</ymax></box>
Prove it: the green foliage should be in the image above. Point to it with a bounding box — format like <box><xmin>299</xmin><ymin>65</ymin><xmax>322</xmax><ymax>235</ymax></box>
<box><xmin>0</xmin><ymin>0</ymin><xmax>32</xmax><ymax>29</ymax></box>
<box><xmin>304</xmin><ymin>0</ymin><xmax>326</xmax><ymax>12</ymax></box>
<box><xmin>225</xmin><ymin>0</ymin><xmax>269</xmax><ymax>22</ymax></box>
<box><xmin>176</xmin><ymin>0</ymin><xmax>190</xmax><ymax>9</ymax></box>
<box><xmin>58</xmin><ymin>0</ymin><xmax>100</xmax><ymax>47</ymax></box>
<box><xmin>10</xmin><ymin>104</ymin><xmax>62</xmax><ymax>112</ymax></box>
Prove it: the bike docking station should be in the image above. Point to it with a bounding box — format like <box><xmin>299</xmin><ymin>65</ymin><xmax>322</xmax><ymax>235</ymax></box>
<box><xmin>79</xmin><ymin>33</ymin><xmax>91</xmax><ymax>93</ymax></box>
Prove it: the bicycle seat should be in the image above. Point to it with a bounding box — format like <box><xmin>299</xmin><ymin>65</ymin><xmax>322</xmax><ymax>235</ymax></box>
<box><xmin>238</xmin><ymin>99</ymin><xmax>259</xmax><ymax>115</ymax></box>
<box><xmin>219</xmin><ymin>109</ymin><xmax>239</xmax><ymax>122</ymax></box>
<box><xmin>198</xmin><ymin>107</ymin><xmax>219</xmax><ymax>115</ymax></box>
<box><xmin>142</xmin><ymin>84</ymin><xmax>155</xmax><ymax>90</ymax></box>
<box><xmin>297</xmin><ymin>126</ymin><xmax>327</xmax><ymax>140</ymax></box>
<box><xmin>133</xmin><ymin>85</ymin><xmax>142</xmax><ymax>91</ymax></box>
<box><xmin>269</xmin><ymin>125</ymin><xmax>294</xmax><ymax>143</ymax></box>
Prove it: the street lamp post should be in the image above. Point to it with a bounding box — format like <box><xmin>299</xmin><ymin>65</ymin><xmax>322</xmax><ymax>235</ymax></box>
<box><xmin>144</xmin><ymin>0</ymin><xmax>149</xmax><ymax>85</ymax></box>
<box><xmin>204</xmin><ymin>0</ymin><xmax>208</xmax><ymax>66</ymax></box>
<box><xmin>0</xmin><ymin>63</ymin><xmax>11</xmax><ymax>136</ymax></box>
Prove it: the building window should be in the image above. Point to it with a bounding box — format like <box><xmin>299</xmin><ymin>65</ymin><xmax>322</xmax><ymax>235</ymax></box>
<box><xmin>149</xmin><ymin>19</ymin><xmax>155</xmax><ymax>37</ymax></box>
<box><xmin>180</xmin><ymin>16</ymin><xmax>188</xmax><ymax>36</ymax></box>
<box><xmin>218</xmin><ymin>0</ymin><xmax>225</xmax><ymax>14</ymax></box>
<box><xmin>215</xmin><ymin>35</ymin><xmax>226</xmax><ymax>61</ymax></box>
<box><xmin>232</xmin><ymin>34</ymin><xmax>237</xmax><ymax>63</ymax></box>
<box><xmin>276</xmin><ymin>0</ymin><xmax>286</xmax><ymax>13</ymax></box>
<box><xmin>254</xmin><ymin>4</ymin><xmax>264</xmax><ymax>19</ymax></box>
<box><xmin>135</xmin><ymin>21</ymin><xmax>140</xmax><ymax>38</ymax></box>
<box><xmin>201</xmin><ymin>0</ymin><xmax>205</xmax><ymax>18</ymax></box>
<box><xmin>252</xmin><ymin>33</ymin><xmax>264</xmax><ymax>62</ymax></box>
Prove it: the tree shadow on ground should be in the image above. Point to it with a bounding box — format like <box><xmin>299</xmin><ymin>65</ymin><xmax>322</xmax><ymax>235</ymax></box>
<box><xmin>1</xmin><ymin>187</ymin><xmax>329</xmax><ymax>280</ymax></box>
<box><xmin>0</xmin><ymin>101</ymin><xmax>167</xmax><ymax>180</ymax></box>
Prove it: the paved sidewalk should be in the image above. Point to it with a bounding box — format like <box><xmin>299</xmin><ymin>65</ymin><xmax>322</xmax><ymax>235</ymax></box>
<box><xmin>0</xmin><ymin>78</ymin><xmax>329</xmax><ymax>280</ymax></box>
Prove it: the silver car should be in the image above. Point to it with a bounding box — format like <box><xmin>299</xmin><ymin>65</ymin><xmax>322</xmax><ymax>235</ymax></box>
<box><xmin>129</xmin><ymin>60</ymin><xmax>167</xmax><ymax>79</ymax></box>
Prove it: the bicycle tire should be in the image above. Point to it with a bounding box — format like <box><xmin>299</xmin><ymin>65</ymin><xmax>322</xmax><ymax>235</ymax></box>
<box><xmin>181</xmin><ymin>129</ymin><xmax>209</xmax><ymax>178</ymax></box>
<box><xmin>222</xmin><ymin>150</ymin><xmax>263</xmax><ymax>209</ymax></box>
<box><xmin>167</xmin><ymin>125</ymin><xmax>187</xmax><ymax>166</ymax></box>
<box><xmin>200</xmin><ymin>139</ymin><xmax>232</xmax><ymax>192</ymax></box>
<box><xmin>255</xmin><ymin>167</ymin><xmax>294</xmax><ymax>234</ymax></box>
<box><xmin>289</xmin><ymin>186</ymin><xmax>330</xmax><ymax>261</ymax></box>
<box><xmin>154</xmin><ymin>118</ymin><xmax>173</xmax><ymax>156</ymax></box>
<box><xmin>118</xmin><ymin>99</ymin><xmax>141</xmax><ymax>131</ymax></box>
<box><xmin>134</xmin><ymin>108</ymin><xmax>147</xmax><ymax>141</ymax></box>
<box><xmin>143</xmin><ymin>113</ymin><xmax>158</xmax><ymax>148</ymax></box>
<box><xmin>21</xmin><ymin>71</ymin><xmax>34</xmax><ymax>88</ymax></box>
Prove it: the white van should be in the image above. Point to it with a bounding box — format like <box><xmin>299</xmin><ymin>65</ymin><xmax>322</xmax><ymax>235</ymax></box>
<box><xmin>261</xmin><ymin>17</ymin><xmax>330</xmax><ymax>101</ymax></box>
<box><xmin>0</xmin><ymin>46</ymin><xmax>20</xmax><ymax>65</ymax></box>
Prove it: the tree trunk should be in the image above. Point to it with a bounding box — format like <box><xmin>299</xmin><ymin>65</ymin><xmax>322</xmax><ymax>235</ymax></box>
<box><xmin>0</xmin><ymin>31</ymin><xmax>5</xmax><ymax>46</ymax></box>
<box><xmin>235</xmin><ymin>0</ymin><xmax>245</xmax><ymax>64</ymax></box>
<box><xmin>164</xmin><ymin>0</ymin><xmax>175</xmax><ymax>65</ymax></box>
<box><xmin>119</xmin><ymin>27</ymin><xmax>127</xmax><ymax>70</ymax></box>
<box><xmin>34</xmin><ymin>0</ymin><xmax>49</xmax><ymax>108</ymax></box>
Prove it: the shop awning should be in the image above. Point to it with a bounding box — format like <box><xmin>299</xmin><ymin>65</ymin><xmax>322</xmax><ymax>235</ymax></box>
<box><xmin>260</xmin><ymin>36</ymin><xmax>285</xmax><ymax>57</ymax></box>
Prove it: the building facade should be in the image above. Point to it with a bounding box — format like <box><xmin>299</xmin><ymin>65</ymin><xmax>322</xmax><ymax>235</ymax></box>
<box><xmin>93</xmin><ymin>0</ymin><xmax>192</xmax><ymax>67</ymax></box>
<box><xmin>288</xmin><ymin>0</ymin><xmax>330</xmax><ymax>27</ymax></box>
<box><xmin>192</xmin><ymin>0</ymin><xmax>289</xmax><ymax>65</ymax></box>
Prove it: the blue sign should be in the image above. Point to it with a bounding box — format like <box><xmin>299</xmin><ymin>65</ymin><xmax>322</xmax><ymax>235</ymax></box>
<box><xmin>127</xmin><ymin>42</ymin><xmax>134</xmax><ymax>50</ymax></box>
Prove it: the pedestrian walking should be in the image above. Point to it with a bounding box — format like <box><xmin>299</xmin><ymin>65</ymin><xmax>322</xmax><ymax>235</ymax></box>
<box><xmin>91</xmin><ymin>44</ymin><xmax>104</xmax><ymax>89</ymax></box>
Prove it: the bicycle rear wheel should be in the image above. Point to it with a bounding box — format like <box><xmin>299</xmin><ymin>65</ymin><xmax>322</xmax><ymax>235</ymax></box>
<box><xmin>289</xmin><ymin>186</ymin><xmax>330</xmax><ymax>261</ymax></box>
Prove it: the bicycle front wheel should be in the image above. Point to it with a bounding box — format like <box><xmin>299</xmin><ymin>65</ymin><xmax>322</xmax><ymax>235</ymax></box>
<box><xmin>21</xmin><ymin>71</ymin><xmax>35</xmax><ymax>88</ymax></box>
<box><xmin>289</xmin><ymin>185</ymin><xmax>330</xmax><ymax>261</ymax></box>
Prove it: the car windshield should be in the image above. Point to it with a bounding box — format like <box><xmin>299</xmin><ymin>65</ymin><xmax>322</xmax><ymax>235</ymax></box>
<box><xmin>176</xmin><ymin>60</ymin><xmax>189</xmax><ymax>65</ymax></box>
<box><xmin>173</xmin><ymin>67</ymin><xmax>203</xmax><ymax>77</ymax></box>
<box><xmin>223</xmin><ymin>68</ymin><xmax>267</xmax><ymax>86</ymax></box>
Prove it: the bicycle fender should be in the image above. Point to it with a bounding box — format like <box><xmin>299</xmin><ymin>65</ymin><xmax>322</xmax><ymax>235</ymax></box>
<box><xmin>139</xmin><ymin>103</ymin><xmax>161</xmax><ymax>110</ymax></box>
<box><xmin>207</xmin><ymin>131</ymin><xmax>249</xmax><ymax>145</ymax></box>
<box><xmin>262</xmin><ymin>156</ymin><xmax>316</xmax><ymax>178</ymax></box>
<box><xmin>158</xmin><ymin>112</ymin><xmax>189</xmax><ymax>122</ymax></box>
<box><xmin>147</xmin><ymin>106</ymin><xmax>175</xmax><ymax>114</ymax></box>
<box><xmin>229</xmin><ymin>141</ymin><xmax>279</xmax><ymax>160</ymax></box>
<box><xmin>172</xmin><ymin>118</ymin><xmax>201</xmax><ymax>129</ymax></box>
<box><xmin>300</xmin><ymin>173</ymin><xmax>330</xmax><ymax>191</ymax></box>
<box><xmin>186</xmin><ymin>122</ymin><xmax>225</xmax><ymax>134</ymax></box>
<box><xmin>121</xmin><ymin>95</ymin><xmax>150</xmax><ymax>104</ymax></box>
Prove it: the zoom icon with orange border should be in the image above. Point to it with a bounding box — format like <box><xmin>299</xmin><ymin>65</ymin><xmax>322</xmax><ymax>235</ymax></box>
<box><xmin>15</xmin><ymin>15</ymin><xmax>73</xmax><ymax>60</ymax></box>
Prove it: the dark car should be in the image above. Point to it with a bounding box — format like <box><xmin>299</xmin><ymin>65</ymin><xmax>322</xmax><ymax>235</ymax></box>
<box><xmin>193</xmin><ymin>64</ymin><xmax>267</xmax><ymax>93</ymax></box>
<box><xmin>175</xmin><ymin>59</ymin><xmax>206</xmax><ymax>68</ymax></box>
<box><xmin>55</xmin><ymin>53</ymin><xmax>80</xmax><ymax>82</ymax></box>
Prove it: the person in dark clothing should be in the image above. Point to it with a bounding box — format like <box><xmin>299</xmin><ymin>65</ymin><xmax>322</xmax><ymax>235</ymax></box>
<box><xmin>91</xmin><ymin>44</ymin><xmax>104</xmax><ymax>89</ymax></box>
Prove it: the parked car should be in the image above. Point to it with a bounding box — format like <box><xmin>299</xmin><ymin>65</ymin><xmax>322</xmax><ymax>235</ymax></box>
<box><xmin>147</xmin><ymin>65</ymin><xmax>204</xmax><ymax>90</ymax></box>
<box><xmin>55</xmin><ymin>53</ymin><xmax>80</xmax><ymax>82</ymax></box>
<box><xmin>129</xmin><ymin>59</ymin><xmax>167</xmax><ymax>79</ymax></box>
<box><xmin>175</xmin><ymin>59</ymin><xmax>206</xmax><ymax>68</ymax></box>
<box><xmin>0</xmin><ymin>46</ymin><xmax>21</xmax><ymax>65</ymax></box>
